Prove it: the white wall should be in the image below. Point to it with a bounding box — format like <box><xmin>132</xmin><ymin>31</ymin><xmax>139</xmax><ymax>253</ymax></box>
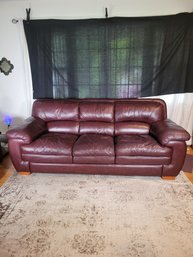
<box><xmin>0</xmin><ymin>0</ymin><xmax>193</xmax><ymax>143</ymax></box>
<box><xmin>0</xmin><ymin>1</ymin><xmax>32</xmax><ymax>132</ymax></box>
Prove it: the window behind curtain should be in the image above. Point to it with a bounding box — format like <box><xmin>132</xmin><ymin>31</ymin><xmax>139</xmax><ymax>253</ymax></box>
<box><xmin>23</xmin><ymin>13</ymin><xmax>193</xmax><ymax>99</ymax></box>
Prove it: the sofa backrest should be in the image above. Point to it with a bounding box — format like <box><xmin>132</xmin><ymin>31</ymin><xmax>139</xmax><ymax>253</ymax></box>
<box><xmin>32</xmin><ymin>100</ymin><xmax>79</xmax><ymax>134</ymax></box>
<box><xmin>32</xmin><ymin>99</ymin><xmax>166</xmax><ymax>135</ymax></box>
<box><xmin>114</xmin><ymin>100</ymin><xmax>165</xmax><ymax>135</ymax></box>
<box><xmin>79</xmin><ymin>102</ymin><xmax>114</xmax><ymax>136</ymax></box>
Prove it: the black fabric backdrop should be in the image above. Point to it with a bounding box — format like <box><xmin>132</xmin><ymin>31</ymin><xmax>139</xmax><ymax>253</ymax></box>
<box><xmin>23</xmin><ymin>13</ymin><xmax>193</xmax><ymax>99</ymax></box>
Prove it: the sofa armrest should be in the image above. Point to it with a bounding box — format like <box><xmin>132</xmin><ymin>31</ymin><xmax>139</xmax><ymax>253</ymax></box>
<box><xmin>6</xmin><ymin>117</ymin><xmax>47</xmax><ymax>144</ymax></box>
<box><xmin>150</xmin><ymin>119</ymin><xmax>190</xmax><ymax>146</ymax></box>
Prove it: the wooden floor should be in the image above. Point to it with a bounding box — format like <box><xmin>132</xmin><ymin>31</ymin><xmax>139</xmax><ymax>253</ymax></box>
<box><xmin>0</xmin><ymin>148</ymin><xmax>193</xmax><ymax>186</ymax></box>
<box><xmin>0</xmin><ymin>155</ymin><xmax>15</xmax><ymax>186</ymax></box>
<box><xmin>184</xmin><ymin>146</ymin><xmax>193</xmax><ymax>183</ymax></box>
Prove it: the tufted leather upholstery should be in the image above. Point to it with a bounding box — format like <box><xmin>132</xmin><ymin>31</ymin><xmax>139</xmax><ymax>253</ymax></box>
<box><xmin>6</xmin><ymin>98</ymin><xmax>190</xmax><ymax>178</ymax></box>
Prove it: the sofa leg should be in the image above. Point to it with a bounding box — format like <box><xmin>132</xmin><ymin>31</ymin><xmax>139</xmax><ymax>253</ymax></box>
<box><xmin>161</xmin><ymin>176</ymin><xmax>176</xmax><ymax>180</ymax></box>
<box><xmin>18</xmin><ymin>171</ymin><xmax>31</xmax><ymax>176</ymax></box>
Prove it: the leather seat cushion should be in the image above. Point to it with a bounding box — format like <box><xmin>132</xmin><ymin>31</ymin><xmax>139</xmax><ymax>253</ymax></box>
<box><xmin>73</xmin><ymin>134</ymin><xmax>114</xmax><ymax>164</ymax></box>
<box><xmin>115</xmin><ymin>135</ymin><xmax>172</xmax><ymax>157</ymax></box>
<box><xmin>73</xmin><ymin>134</ymin><xmax>114</xmax><ymax>156</ymax></box>
<box><xmin>21</xmin><ymin>133</ymin><xmax>78</xmax><ymax>156</ymax></box>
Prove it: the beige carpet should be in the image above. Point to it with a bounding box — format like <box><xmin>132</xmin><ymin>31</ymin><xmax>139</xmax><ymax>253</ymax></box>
<box><xmin>0</xmin><ymin>172</ymin><xmax>193</xmax><ymax>257</ymax></box>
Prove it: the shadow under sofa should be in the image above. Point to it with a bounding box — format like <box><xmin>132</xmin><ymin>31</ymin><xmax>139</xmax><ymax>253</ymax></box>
<box><xmin>6</xmin><ymin>98</ymin><xmax>190</xmax><ymax>179</ymax></box>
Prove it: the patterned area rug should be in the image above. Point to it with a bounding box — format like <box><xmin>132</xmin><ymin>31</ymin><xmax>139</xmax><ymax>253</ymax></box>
<box><xmin>0</xmin><ymin>172</ymin><xmax>193</xmax><ymax>257</ymax></box>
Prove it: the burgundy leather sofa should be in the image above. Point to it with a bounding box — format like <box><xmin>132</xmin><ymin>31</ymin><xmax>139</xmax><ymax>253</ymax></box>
<box><xmin>6</xmin><ymin>99</ymin><xmax>190</xmax><ymax>178</ymax></box>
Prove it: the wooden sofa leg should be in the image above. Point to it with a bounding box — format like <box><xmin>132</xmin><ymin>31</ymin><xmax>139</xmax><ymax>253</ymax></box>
<box><xmin>18</xmin><ymin>171</ymin><xmax>31</xmax><ymax>176</ymax></box>
<box><xmin>161</xmin><ymin>176</ymin><xmax>175</xmax><ymax>180</ymax></box>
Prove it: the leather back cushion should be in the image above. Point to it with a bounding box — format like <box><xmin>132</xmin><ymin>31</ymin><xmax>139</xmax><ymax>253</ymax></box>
<box><xmin>79</xmin><ymin>102</ymin><xmax>114</xmax><ymax>135</ymax></box>
<box><xmin>115</xmin><ymin>101</ymin><xmax>165</xmax><ymax>124</ymax></box>
<box><xmin>79</xmin><ymin>102</ymin><xmax>114</xmax><ymax>122</ymax></box>
<box><xmin>115</xmin><ymin>122</ymin><xmax>150</xmax><ymax>135</ymax></box>
<box><xmin>80</xmin><ymin>122</ymin><xmax>114</xmax><ymax>136</ymax></box>
<box><xmin>32</xmin><ymin>100</ymin><xmax>79</xmax><ymax>121</ymax></box>
<box><xmin>47</xmin><ymin>121</ymin><xmax>79</xmax><ymax>134</ymax></box>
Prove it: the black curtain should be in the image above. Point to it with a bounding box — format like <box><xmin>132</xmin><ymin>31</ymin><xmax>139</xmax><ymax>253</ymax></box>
<box><xmin>23</xmin><ymin>13</ymin><xmax>193</xmax><ymax>99</ymax></box>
